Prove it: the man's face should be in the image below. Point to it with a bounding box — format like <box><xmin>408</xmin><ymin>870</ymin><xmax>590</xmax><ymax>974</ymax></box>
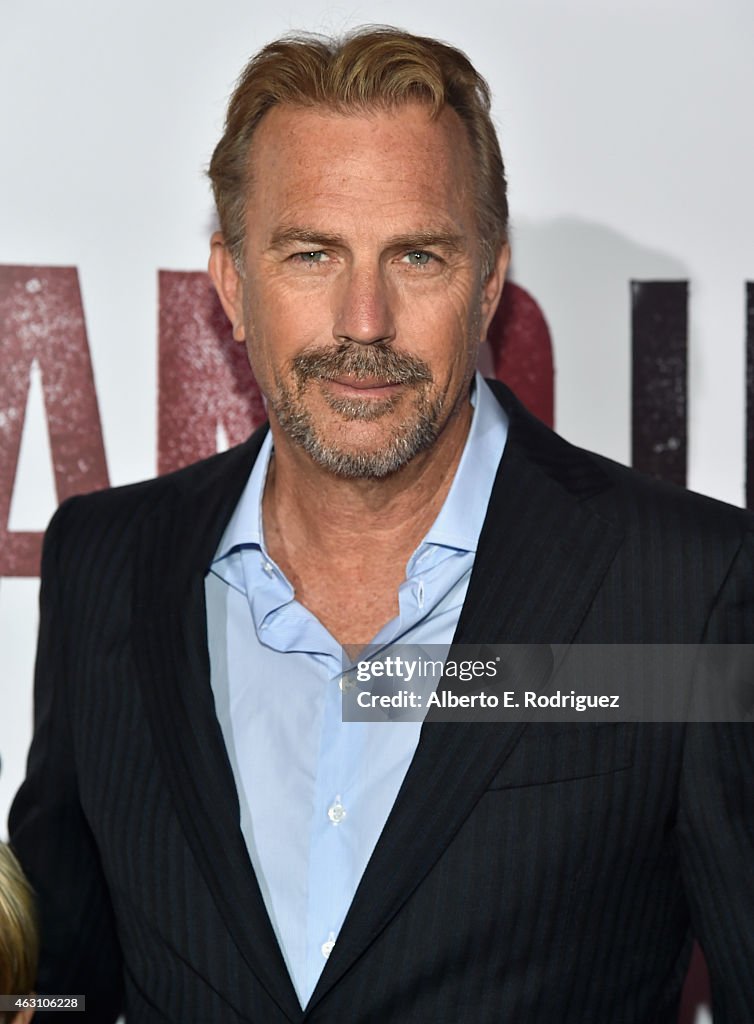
<box><xmin>210</xmin><ymin>101</ymin><xmax>507</xmax><ymax>477</ymax></box>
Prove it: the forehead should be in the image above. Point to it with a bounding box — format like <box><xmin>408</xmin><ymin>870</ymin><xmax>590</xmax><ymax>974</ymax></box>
<box><xmin>245</xmin><ymin>101</ymin><xmax>476</xmax><ymax>232</ymax></box>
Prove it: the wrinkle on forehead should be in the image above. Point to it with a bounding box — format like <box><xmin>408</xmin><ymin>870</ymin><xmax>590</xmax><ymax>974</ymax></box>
<box><xmin>244</xmin><ymin>102</ymin><xmax>478</xmax><ymax>245</ymax></box>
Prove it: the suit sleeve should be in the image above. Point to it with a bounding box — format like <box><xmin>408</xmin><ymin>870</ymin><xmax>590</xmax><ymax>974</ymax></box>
<box><xmin>678</xmin><ymin>528</ymin><xmax>754</xmax><ymax>1022</ymax></box>
<box><xmin>8</xmin><ymin>500</ymin><xmax>124</xmax><ymax>1023</ymax></box>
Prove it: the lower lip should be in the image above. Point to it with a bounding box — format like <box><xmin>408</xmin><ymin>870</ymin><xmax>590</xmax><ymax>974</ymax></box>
<box><xmin>324</xmin><ymin>379</ymin><xmax>405</xmax><ymax>399</ymax></box>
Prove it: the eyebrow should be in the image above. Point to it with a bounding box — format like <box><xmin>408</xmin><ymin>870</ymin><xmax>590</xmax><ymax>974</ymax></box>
<box><xmin>389</xmin><ymin>231</ymin><xmax>466</xmax><ymax>254</ymax></box>
<box><xmin>268</xmin><ymin>227</ymin><xmax>467</xmax><ymax>253</ymax></box>
<box><xmin>269</xmin><ymin>228</ymin><xmax>346</xmax><ymax>250</ymax></box>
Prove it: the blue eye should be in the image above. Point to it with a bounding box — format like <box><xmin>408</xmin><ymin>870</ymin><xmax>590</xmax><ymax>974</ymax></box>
<box><xmin>404</xmin><ymin>251</ymin><xmax>432</xmax><ymax>267</ymax></box>
<box><xmin>297</xmin><ymin>251</ymin><xmax>328</xmax><ymax>264</ymax></box>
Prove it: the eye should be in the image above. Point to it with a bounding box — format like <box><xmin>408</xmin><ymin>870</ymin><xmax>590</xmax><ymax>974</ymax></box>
<box><xmin>294</xmin><ymin>250</ymin><xmax>330</xmax><ymax>265</ymax></box>
<box><xmin>402</xmin><ymin>251</ymin><xmax>434</xmax><ymax>268</ymax></box>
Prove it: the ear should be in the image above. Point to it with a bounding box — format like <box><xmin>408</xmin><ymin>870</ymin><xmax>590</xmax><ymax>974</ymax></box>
<box><xmin>479</xmin><ymin>242</ymin><xmax>510</xmax><ymax>341</ymax></box>
<box><xmin>208</xmin><ymin>232</ymin><xmax>246</xmax><ymax>342</ymax></box>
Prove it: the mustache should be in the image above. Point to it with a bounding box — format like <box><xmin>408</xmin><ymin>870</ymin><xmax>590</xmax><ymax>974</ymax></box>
<box><xmin>290</xmin><ymin>343</ymin><xmax>433</xmax><ymax>386</ymax></box>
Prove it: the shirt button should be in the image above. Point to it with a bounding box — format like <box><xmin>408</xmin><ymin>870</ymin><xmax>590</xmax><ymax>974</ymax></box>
<box><xmin>321</xmin><ymin>932</ymin><xmax>336</xmax><ymax>959</ymax></box>
<box><xmin>327</xmin><ymin>796</ymin><xmax>347</xmax><ymax>825</ymax></box>
<box><xmin>262</xmin><ymin>561</ymin><xmax>274</xmax><ymax>576</ymax></box>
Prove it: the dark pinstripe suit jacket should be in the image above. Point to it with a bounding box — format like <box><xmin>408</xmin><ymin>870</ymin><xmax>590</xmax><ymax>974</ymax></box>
<box><xmin>9</xmin><ymin>381</ymin><xmax>754</xmax><ymax>1023</ymax></box>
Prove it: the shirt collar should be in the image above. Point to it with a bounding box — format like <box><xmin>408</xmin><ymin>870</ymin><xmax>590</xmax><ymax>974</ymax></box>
<box><xmin>212</xmin><ymin>371</ymin><xmax>508</xmax><ymax>565</ymax></box>
<box><xmin>414</xmin><ymin>372</ymin><xmax>508</xmax><ymax>558</ymax></box>
<box><xmin>213</xmin><ymin>428</ymin><xmax>273</xmax><ymax>561</ymax></box>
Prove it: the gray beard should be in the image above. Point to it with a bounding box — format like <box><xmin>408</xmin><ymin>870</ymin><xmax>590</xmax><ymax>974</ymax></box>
<box><xmin>268</xmin><ymin>341</ymin><xmax>448</xmax><ymax>479</ymax></box>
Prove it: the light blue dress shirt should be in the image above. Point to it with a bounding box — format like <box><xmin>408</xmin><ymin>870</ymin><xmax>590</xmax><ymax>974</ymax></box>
<box><xmin>205</xmin><ymin>373</ymin><xmax>508</xmax><ymax>1008</ymax></box>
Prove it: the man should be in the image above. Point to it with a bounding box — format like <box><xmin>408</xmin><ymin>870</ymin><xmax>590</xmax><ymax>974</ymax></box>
<box><xmin>9</xmin><ymin>26</ymin><xmax>754</xmax><ymax>1023</ymax></box>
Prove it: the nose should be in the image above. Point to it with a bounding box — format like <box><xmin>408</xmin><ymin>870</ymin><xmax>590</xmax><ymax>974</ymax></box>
<box><xmin>332</xmin><ymin>264</ymin><xmax>397</xmax><ymax>346</ymax></box>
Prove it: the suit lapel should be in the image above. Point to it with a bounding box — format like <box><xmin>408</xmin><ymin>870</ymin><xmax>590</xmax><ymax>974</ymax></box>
<box><xmin>131</xmin><ymin>430</ymin><xmax>304</xmax><ymax>1023</ymax></box>
<box><xmin>306</xmin><ymin>385</ymin><xmax>625</xmax><ymax>1012</ymax></box>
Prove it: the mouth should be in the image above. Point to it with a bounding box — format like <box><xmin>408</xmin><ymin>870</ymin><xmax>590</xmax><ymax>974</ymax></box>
<box><xmin>324</xmin><ymin>375</ymin><xmax>405</xmax><ymax>398</ymax></box>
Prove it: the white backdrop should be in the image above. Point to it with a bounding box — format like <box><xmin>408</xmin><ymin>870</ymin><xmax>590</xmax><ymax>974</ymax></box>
<box><xmin>1</xmin><ymin>3</ymin><xmax>752</xmax><ymax>1018</ymax></box>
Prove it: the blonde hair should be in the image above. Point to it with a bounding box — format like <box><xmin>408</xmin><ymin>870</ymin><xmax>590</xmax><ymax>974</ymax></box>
<box><xmin>208</xmin><ymin>26</ymin><xmax>508</xmax><ymax>277</ymax></box>
<box><xmin>0</xmin><ymin>844</ymin><xmax>38</xmax><ymax>1014</ymax></box>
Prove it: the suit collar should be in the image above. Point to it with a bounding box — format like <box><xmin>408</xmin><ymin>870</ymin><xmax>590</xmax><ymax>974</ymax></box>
<box><xmin>456</xmin><ymin>379</ymin><xmax>622</xmax><ymax>643</ymax></box>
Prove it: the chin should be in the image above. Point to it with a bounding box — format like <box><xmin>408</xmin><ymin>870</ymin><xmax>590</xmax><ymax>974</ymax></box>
<box><xmin>273</xmin><ymin>388</ymin><xmax>447</xmax><ymax>479</ymax></box>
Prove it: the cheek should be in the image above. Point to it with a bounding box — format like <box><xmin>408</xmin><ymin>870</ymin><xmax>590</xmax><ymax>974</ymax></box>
<box><xmin>398</xmin><ymin>288</ymin><xmax>481</xmax><ymax>375</ymax></box>
<box><xmin>242</xmin><ymin>299</ymin><xmax>339</xmax><ymax>403</ymax></box>
<box><xmin>246</xmin><ymin>278</ymin><xmax>333</xmax><ymax>358</ymax></box>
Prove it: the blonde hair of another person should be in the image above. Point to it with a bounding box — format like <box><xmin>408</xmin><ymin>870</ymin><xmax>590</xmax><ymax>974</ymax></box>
<box><xmin>0</xmin><ymin>843</ymin><xmax>37</xmax><ymax>1023</ymax></box>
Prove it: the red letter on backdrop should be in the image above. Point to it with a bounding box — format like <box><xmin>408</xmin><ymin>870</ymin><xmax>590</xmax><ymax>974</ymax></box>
<box><xmin>0</xmin><ymin>266</ymin><xmax>109</xmax><ymax>576</ymax></box>
<box><xmin>487</xmin><ymin>282</ymin><xmax>554</xmax><ymax>428</ymax></box>
<box><xmin>158</xmin><ymin>271</ymin><xmax>267</xmax><ymax>475</ymax></box>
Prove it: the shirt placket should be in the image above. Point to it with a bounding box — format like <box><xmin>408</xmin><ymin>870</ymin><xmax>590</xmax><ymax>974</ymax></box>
<box><xmin>304</xmin><ymin>656</ymin><xmax>365</xmax><ymax>997</ymax></box>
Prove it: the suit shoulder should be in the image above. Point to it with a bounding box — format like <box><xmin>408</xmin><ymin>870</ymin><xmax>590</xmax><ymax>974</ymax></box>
<box><xmin>492</xmin><ymin>381</ymin><xmax>754</xmax><ymax>586</ymax></box>
<box><xmin>43</xmin><ymin>430</ymin><xmax>266</xmax><ymax>566</ymax></box>
<box><xmin>492</xmin><ymin>378</ymin><xmax>752</xmax><ymax>541</ymax></box>
<box><xmin>584</xmin><ymin>447</ymin><xmax>754</xmax><ymax>538</ymax></box>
